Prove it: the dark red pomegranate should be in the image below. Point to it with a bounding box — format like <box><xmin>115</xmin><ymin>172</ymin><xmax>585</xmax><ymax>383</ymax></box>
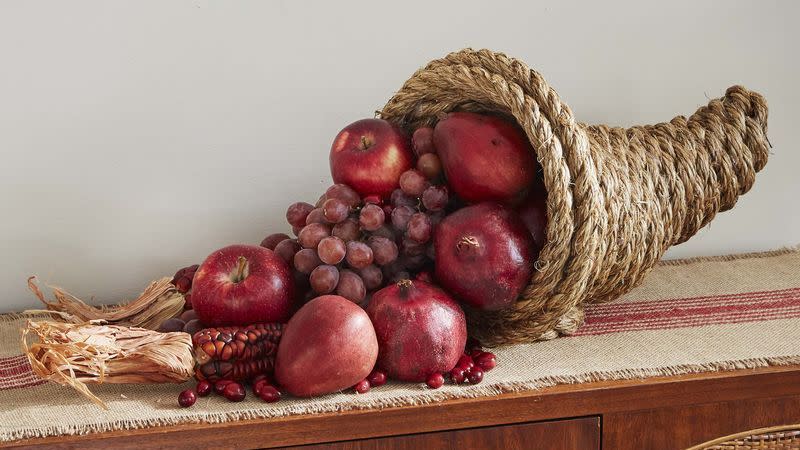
<box><xmin>433</xmin><ymin>112</ymin><xmax>537</xmax><ymax>204</ymax></box>
<box><xmin>434</xmin><ymin>202</ymin><xmax>534</xmax><ymax>310</ymax></box>
<box><xmin>517</xmin><ymin>180</ymin><xmax>547</xmax><ymax>253</ymax></box>
<box><xmin>366</xmin><ymin>280</ymin><xmax>466</xmax><ymax>382</ymax></box>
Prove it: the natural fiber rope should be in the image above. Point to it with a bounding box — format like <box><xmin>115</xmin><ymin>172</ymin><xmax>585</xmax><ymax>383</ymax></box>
<box><xmin>379</xmin><ymin>49</ymin><xmax>770</xmax><ymax>346</ymax></box>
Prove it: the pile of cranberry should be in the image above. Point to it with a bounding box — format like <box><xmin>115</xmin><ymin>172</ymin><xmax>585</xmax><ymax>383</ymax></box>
<box><xmin>178</xmin><ymin>374</ymin><xmax>281</xmax><ymax>407</ymax></box>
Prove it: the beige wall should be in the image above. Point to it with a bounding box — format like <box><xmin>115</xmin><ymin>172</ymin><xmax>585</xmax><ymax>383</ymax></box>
<box><xmin>1</xmin><ymin>1</ymin><xmax>797</xmax><ymax>311</ymax></box>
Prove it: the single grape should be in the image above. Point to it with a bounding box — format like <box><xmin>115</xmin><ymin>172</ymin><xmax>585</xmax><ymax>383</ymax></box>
<box><xmin>336</xmin><ymin>270</ymin><xmax>366</xmax><ymax>303</ymax></box>
<box><xmin>359</xmin><ymin>264</ymin><xmax>383</xmax><ymax>290</ymax></box>
<box><xmin>368</xmin><ymin>236</ymin><xmax>399</xmax><ymax>266</ymax></box>
<box><xmin>421</xmin><ymin>185</ymin><xmax>448</xmax><ymax>211</ymax></box>
<box><xmin>158</xmin><ymin>318</ymin><xmax>185</xmax><ymax>333</ymax></box>
<box><xmin>381</xmin><ymin>260</ymin><xmax>408</xmax><ymax>284</ymax></box>
<box><xmin>400</xmin><ymin>253</ymin><xmax>428</xmax><ymax>271</ymax></box>
<box><xmin>298</xmin><ymin>223</ymin><xmax>331</xmax><ymax>249</ymax></box>
<box><xmin>401</xmin><ymin>236</ymin><xmax>426</xmax><ymax>256</ymax></box>
<box><xmin>286</xmin><ymin>202</ymin><xmax>314</xmax><ymax>228</ymax></box>
<box><xmin>325</xmin><ymin>184</ymin><xmax>361</xmax><ymax>208</ymax></box>
<box><xmin>273</xmin><ymin>239</ymin><xmax>301</xmax><ymax>264</ymax></box>
<box><xmin>428</xmin><ymin>210</ymin><xmax>445</xmax><ymax>228</ymax></box>
<box><xmin>390</xmin><ymin>189</ymin><xmax>417</xmax><ymax>208</ymax></box>
<box><xmin>322</xmin><ymin>198</ymin><xmax>350</xmax><ymax>224</ymax></box>
<box><xmin>390</xmin><ymin>205</ymin><xmax>415</xmax><ymax>232</ymax></box>
<box><xmin>293</xmin><ymin>248</ymin><xmax>322</xmax><ymax>274</ymax></box>
<box><xmin>305</xmin><ymin>208</ymin><xmax>327</xmax><ymax>225</ymax></box>
<box><xmin>310</xmin><ymin>265</ymin><xmax>340</xmax><ymax>294</ymax></box>
<box><xmin>332</xmin><ymin>218</ymin><xmax>360</xmax><ymax>241</ymax></box>
<box><xmin>183</xmin><ymin>319</ymin><xmax>204</xmax><ymax>336</ymax></box>
<box><xmin>407</xmin><ymin>213</ymin><xmax>432</xmax><ymax>243</ymax></box>
<box><xmin>260</xmin><ymin>232</ymin><xmax>291</xmax><ymax>250</ymax></box>
<box><xmin>399</xmin><ymin>169</ymin><xmax>429</xmax><ymax>197</ymax></box>
<box><xmin>359</xmin><ymin>204</ymin><xmax>385</xmax><ymax>231</ymax></box>
<box><xmin>417</xmin><ymin>153</ymin><xmax>442</xmax><ymax>180</ymax></box>
<box><xmin>317</xmin><ymin>236</ymin><xmax>346</xmax><ymax>265</ymax></box>
<box><xmin>412</xmin><ymin>127</ymin><xmax>436</xmax><ymax>156</ymax></box>
<box><xmin>371</xmin><ymin>225</ymin><xmax>396</xmax><ymax>241</ymax></box>
<box><xmin>345</xmin><ymin>241</ymin><xmax>373</xmax><ymax>269</ymax></box>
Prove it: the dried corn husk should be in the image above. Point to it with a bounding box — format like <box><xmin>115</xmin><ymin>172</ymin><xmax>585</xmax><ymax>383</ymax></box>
<box><xmin>21</xmin><ymin>320</ymin><xmax>194</xmax><ymax>409</ymax></box>
<box><xmin>27</xmin><ymin>276</ymin><xmax>184</xmax><ymax>330</ymax></box>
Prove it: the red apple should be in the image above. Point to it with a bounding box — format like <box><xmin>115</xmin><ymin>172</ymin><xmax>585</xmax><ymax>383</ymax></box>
<box><xmin>433</xmin><ymin>112</ymin><xmax>538</xmax><ymax>204</ymax></box>
<box><xmin>192</xmin><ymin>244</ymin><xmax>294</xmax><ymax>326</ymax></box>
<box><xmin>329</xmin><ymin>118</ymin><xmax>413</xmax><ymax>199</ymax></box>
<box><xmin>275</xmin><ymin>295</ymin><xmax>378</xmax><ymax>397</ymax></box>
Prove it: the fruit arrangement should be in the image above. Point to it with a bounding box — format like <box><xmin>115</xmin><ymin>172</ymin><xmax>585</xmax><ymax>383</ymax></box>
<box><xmin>22</xmin><ymin>48</ymin><xmax>769</xmax><ymax>409</ymax></box>
<box><xmin>142</xmin><ymin>111</ymin><xmax>529</xmax><ymax>406</ymax></box>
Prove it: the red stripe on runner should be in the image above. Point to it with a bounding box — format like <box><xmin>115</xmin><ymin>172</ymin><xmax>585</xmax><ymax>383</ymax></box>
<box><xmin>586</xmin><ymin>287</ymin><xmax>800</xmax><ymax>314</ymax></box>
<box><xmin>0</xmin><ymin>354</ymin><xmax>46</xmax><ymax>391</ymax></box>
<box><xmin>575</xmin><ymin>287</ymin><xmax>800</xmax><ymax>336</ymax></box>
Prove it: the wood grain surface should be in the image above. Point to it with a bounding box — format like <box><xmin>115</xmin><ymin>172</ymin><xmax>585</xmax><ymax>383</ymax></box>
<box><xmin>278</xmin><ymin>417</ymin><xmax>600</xmax><ymax>450</ymax></box>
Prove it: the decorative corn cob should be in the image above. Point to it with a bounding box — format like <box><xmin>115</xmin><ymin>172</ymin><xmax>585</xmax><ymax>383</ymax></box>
<box><xmin>191</xmin><ymin>323</ymin><xmax>283</xmax><ymax>382</ymax></box>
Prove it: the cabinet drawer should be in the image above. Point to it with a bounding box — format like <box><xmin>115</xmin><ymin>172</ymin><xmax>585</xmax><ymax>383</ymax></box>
<box><xmin>279</xmin><ymin>416</ymin><xmax>600</xmax><ymax>450</ymax></box>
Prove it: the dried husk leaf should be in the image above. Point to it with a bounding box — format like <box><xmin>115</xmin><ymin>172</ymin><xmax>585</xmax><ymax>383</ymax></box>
<box><xmin>27</xmin><ymin>276</ymin><xmax>184</xmax><ymax>330</ymax></box>
<box><xmin>21</xmin><ymin>320</ymin><xmax>194</xmax><ymax>409</ymax></box>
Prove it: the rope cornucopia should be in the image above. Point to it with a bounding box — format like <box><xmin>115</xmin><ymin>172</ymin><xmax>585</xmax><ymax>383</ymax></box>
<box><xmin>379</xmin><ymin>48</ymin><xmax>770</xmax><ymax>345</ymax></box>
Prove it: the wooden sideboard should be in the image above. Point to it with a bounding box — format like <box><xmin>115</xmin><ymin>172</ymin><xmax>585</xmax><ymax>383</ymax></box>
<box><xmin>4</xmin><ymin>365</ymin><xmax>800</xmax><ymax>450</ymax></box>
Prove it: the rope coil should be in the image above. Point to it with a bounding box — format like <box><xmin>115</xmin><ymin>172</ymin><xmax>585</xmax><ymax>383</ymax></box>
<box><xmin>380</xmin><ymin>49</ymin><xmax>769</xmax><ymax>346</ymax></box>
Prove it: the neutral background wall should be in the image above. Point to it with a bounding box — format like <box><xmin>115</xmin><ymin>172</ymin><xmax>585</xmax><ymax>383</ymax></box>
<box><xmin>0</xmin><ymin>1</ymin><xmax>797</xmax><ymax>312</ymax></box>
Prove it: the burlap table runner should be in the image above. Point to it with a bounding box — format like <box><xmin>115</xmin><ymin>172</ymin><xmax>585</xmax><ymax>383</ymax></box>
<box><xmin>2</xmin><ymin>248</ymin><xmax>799</xmax><ymax>442</ymax></box>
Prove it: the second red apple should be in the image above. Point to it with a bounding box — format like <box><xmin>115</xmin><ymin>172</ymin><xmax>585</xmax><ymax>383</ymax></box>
<box><xmin>329</xmin><ymin>118</ymin><xmax>413</xmax><ymax>199</ymax></box>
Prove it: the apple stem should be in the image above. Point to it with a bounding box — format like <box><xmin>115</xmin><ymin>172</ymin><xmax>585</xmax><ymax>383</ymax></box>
<box><xmin>360</xmin><ymin>135</ymin><xmax>371</xmax><ymax>150</ymax></box>
<box><xmin>234</xmin><ymin>256</ymin><xmax>248</xmax><ymax>283</ymax></box>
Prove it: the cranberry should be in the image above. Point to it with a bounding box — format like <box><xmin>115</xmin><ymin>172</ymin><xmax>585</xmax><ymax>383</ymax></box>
<box><xmin>259</xmin><ymin>386</ymin><xmax>281</xmax><ymax>403</ymax></box>
<box><xmin>426</xmin><ymin>372</ymin><xmax>444</xmax><ymax>389</ymax></box>
<box><xmin>450</xmin><ymin>367</ymin><xmax>466</xmax><ymax>384</ymax></box>
<box><xmin>367</xmin><ymin>370</ymin><xmax>387</xmax><ymax>387</ymax></box>
<box><xmin>354</xmin><ymin>379</ymin><xmax>371</xmax><ymax>394</ymax></box>
<box><xmin>467</xmin><ymin>367</ymin><xmax>484</xmax><ymax>384</ymax></box>
<box><xmin>196</xmin><ymin>380</ymin><xmax>212</xmax><ymax>397</ymax></box>
<box><xmin>469</xmin><ymin>348</ymin><xmax>484</xmax><ymax>359</ymax></box>
<box><xmin>250</xmin><ymin>374</ymin><xmax>271</xmax><ymax>386</ymax></box>
<box><xmin>457</xmin><ymin>354</ymin><xmax>474</xmax><ymax>370</ymax></box>
<box><xmin>223</xmin><ymin>382</ymin><xmax>246</xmax><ymax>402</ymax></box>
<box><xmin>178</xmin><ymin>389</ymin><xmax>196</xmax><ymax>407</ymax></box>
<box><xmin>253</xmin><ymin>380</ymin><xmax>270</xmax><ymax>396</ymax></box>
<box><xmin>475</xmin><ymin>352</ymin><xmax>497</xmax><ymax>372</ymax></box>
<box><xmin>214</xmin><ymin>379</ymin><xmax>233</xmax><ymax>396</ymax></box>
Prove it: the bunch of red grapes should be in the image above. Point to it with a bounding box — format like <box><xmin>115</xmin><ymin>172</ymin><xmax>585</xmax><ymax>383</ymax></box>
<box><xmin>261</xmin><ymin>142</ymin><xmax>451</xmax><ymax>306</ymax></box>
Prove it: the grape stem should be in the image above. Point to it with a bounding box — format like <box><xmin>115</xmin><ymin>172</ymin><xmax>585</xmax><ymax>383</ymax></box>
<box><xmin>233</xmin><ymin>256</ymin><xmax>248</xmax><ymax>283</ymax></box>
